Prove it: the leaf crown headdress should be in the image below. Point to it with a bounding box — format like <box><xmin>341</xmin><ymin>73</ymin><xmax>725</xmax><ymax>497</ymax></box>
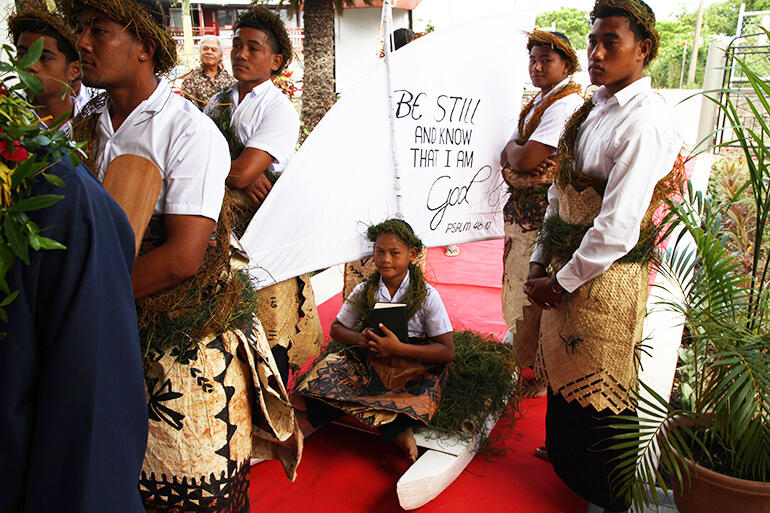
<box><xmin>590</xmin><ymin>0</ymin><xmax>660</xmax><ymax>65</ymax></box>
<box><xmin>57</xmin><ymin>0</ymin><xmax>177</xmax><ymax>74</ymax></box>
<box><xmin>9</xmin><ymin>0</ymin><xmax>79</xmax><ymax>60</ymax></box>
<box><xmin>526</xmin><ymin>30</ymin><xmax>580</xmax><ymax>74</ymax></box>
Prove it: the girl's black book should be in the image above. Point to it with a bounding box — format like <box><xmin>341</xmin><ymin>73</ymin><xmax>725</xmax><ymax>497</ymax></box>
<box><xmin>370</xmin><ymin>302</ymin><xmax>408</xmax><ymax>343</ymax></box>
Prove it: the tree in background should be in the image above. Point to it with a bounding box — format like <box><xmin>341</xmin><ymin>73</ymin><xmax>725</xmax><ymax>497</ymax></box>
<box><xmin>536</xmin><ymin>1</ymin><xmax>769</xmax><ymax>89</ymax></box>
<box><xmin>660</xmin><ymin>0</ymin><xmax>770</xmax><ymax>88</ymax></box>
<box><xmin>647</xmin><ymin>18</ymin><xmax>704</xmax><ymax>88</ymax></box>
<box><xmin>268</xmin><ymin>0</ymin><xmax>372</xmax><ymax>142</ymax></box>
<box><xmin>534</xmin><ymin>7</ymin><xmax>590</xmax><ymax>49</ymax></box>
<box><xmin>703</xmin><ymin>0</ymin><xmax>770</xmax><ymax>35</ymax></box>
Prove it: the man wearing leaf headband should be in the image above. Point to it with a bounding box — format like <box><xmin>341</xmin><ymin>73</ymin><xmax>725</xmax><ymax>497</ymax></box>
<box><xmin>8</xmin><ymin>1</ymin><xmax>82</xmax><ymax>134</ymax></box>
<box><xmin>59</xmin><ymin>0</ymin><xmax>302</xmax><ymax>511</ymax></box>
<box><xmin>205</xmin><ymin>5</ymin><xmax>321</xmax><ymax>385</ymax></box>
<box><xmin>523</xmin><ymin>1</ymin><xmax>681</xmax><ymax>511</ymax></box>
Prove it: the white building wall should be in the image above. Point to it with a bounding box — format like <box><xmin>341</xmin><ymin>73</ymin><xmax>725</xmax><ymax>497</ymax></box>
<box><xmin>334</xmin><ymin>7</ymin><xmax>410</xmax><ymax>95</ymax></box>
<box><xmin>0</xmin><ymin>0</ymin><xmax>15</xmax><ymax>47</ymax></box>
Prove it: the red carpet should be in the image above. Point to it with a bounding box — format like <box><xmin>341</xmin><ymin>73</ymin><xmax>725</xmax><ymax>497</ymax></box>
<box><xmin>251</xmin><ymin>239</ymin><xmax>587</xmax><ymax>512</ymax></box>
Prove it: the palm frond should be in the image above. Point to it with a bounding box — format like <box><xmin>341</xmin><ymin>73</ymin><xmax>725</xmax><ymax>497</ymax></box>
<box><xmin>612</xmin><ymin>55</ymin><xmax>770</xmax><ymax>508</ymax></box>
<box><xmin>608</xmin><ymin>382</ymin><xmax>710</xmax><ymax>510</ymax></box>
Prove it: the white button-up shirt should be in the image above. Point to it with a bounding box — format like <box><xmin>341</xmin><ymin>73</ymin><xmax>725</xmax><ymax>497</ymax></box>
<box><xmin>337</xmin><ymin>271</ymin><xmax>453</xmax><ymax>339</ymax></box>
<box><xmin>531</xmin><ymin>76</ymin><xmax>683</xmax><ymax>292</ymax></box>
<box><xmin>92</xmin><ymin>79</ymin><xmax>230</xmax><ymax>222</ymax></box>
<box><xmin>205</xmin><ymin>80</ymin><xmax>300</xmax><ymax>175</ymax></box>
<box><xmin>510</xmin><ymin>77</ymin><xmax>584</xmax><ymax>150</ymax></box>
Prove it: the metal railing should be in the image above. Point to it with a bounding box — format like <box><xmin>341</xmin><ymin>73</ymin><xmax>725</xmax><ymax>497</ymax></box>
<box><xmin>715</xmin><ymin>31</ymin><xmax>770</xmax><ymax>148</ymax></box>
<box><xmin>168</xmin><ymin>26</ymin><xmax>218</xmax><ymax>38</ymax></box>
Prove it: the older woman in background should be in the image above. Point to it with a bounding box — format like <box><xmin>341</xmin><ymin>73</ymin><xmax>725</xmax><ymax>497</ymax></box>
<box><xmin>181</xmin><ymin>35</ymin><xmax>236</xmax><ymax>110</ymax></box>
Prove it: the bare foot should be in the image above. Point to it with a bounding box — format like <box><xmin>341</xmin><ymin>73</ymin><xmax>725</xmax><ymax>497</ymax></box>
<box><xmin>394</xmin><ymin>427</ymin><xmax>418</xmax><ymax>462</ymax></box>
<box><xmin>534</xmin><ymin>445</ymin><xmax>550</xmax><ymax>462</ymax></box>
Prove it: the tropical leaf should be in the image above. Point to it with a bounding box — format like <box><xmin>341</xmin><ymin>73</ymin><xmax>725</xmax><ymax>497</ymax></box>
<box><xmin>8</xmin><ymin>194</ymin><xmax>63</xmax><ymax>212</ymax></box>
<box><xmin>15</xmin><ymin>37</ymin><xmax>43</xmax><ymax>70</ymax></box>
<box><xmin>612</xmin><ymin>57</ymin><xmax>770</xmax><ymax>509</ymax></box>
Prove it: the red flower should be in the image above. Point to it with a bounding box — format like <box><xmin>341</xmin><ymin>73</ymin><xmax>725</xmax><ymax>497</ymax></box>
<box><xmin>1</xmin><ymin>139</ymin><xmax>29</xmax><ymax>162</ymax></box>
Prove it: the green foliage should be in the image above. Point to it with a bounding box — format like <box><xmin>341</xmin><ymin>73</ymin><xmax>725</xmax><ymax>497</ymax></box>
<box><xmin>647</xmin><ymin>19</ymin><xmax>703</xmax><ymax>88</ymax></box>
<box><xmin>539</xmin><ymin>213</ymin><xmax>658</xmax><ymax>267</ymax></box>
<box><xmin>0</xmin><ymin>39</ymin><xmax>84</xmax><ymax>337</ymax></box>
<box><xmin>535</xmin><ymin>8</ymin><xmax>590</xmax><ymax>50</ymax></box>
<box><xmin>138</xmin><ymin>269</ymin><xmax>260</xmax><ymax>355</ymax></box>
<box><xmin>429</xmin><ymin>330</ymin><xmax>520</xmax><ymax>445</ymax></box>
<box><xmin>610</xmin><ymin>34</ymin><xmax>770</xmax><ymax>510</ymax></box>
<box><xmin>707</xmin><ymin>150</ymin><xmax>765</xmax><ymax>276</ymax></box>
<box><xmin>645</xmin><ymin>0</ymin><xmax>770</xmax><ymax>88</ymax></box>
<box><xmin>366</xmin><ymin>218</ymin><xmax>424</xmax><ymax>250</ymax></box>
<box><xmin>705</xmin><ymin>0</ymin><xmax>770</xmax><ymax>36</ymax></box>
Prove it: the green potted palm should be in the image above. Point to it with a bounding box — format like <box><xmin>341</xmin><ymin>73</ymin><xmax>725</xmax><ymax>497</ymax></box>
<box><xmin>610</xmin><ymin>35</ymin><xmax>770</xmax><ymax>513</ymax></box>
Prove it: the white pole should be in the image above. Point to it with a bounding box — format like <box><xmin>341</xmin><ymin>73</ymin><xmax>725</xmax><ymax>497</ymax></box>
<box><xmin>687</xmin><ymin>0</ymin><xmax>705</xmax><ymax>85</ymax></box>
<box><xmin>182</xmin><ymin>0</ymin><xmax>194</xmax><ymax>67</ymax></box>
<box><xmin>736</xmin><ymin>3</ymin><xmax>746</xmax><ymax>37</ymax></box>
<box><xmin>381</xmin><ymin>0</ymin><xmax>404</xmax><ymax>218</ymax></box>
<box><xmin>679</xmin><ymin>41</ymin><xmax>688</xmax><ymax>89</ymax></box>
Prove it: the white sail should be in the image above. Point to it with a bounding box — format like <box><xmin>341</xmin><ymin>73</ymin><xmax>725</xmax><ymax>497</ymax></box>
<box><xmin>240</xmin><ymin>10</ymin><xmax>535</xmax><ymax>289</ymax></box>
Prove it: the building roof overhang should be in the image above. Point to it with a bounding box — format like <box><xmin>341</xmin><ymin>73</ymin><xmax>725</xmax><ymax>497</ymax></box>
<box><xmin>169</xmin><ymin>1</ymin><xmax>422</xmax><ymax>9</ymax></box>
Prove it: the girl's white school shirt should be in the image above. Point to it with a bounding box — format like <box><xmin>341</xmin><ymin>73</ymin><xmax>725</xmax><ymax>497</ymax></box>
<box><xmin>336</xmin><ymin>271</ymin><xmax>452</xmax><ymax>339</ymax></box>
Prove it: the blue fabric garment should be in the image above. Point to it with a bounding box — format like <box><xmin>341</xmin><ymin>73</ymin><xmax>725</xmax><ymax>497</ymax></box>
<box><xmin>0</xmin><ymin>155</ymin><xmax>148</xmax><ymax>513</ymax></box>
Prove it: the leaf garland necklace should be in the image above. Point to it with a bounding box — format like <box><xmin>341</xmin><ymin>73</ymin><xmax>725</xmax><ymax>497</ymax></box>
<box><xmin>210</xmin><ymin>88</ymin><xmax>245</xmax><ymax>161</ymax></box>
<box><xmin>515</xmin><ymin>80</ymin><xmax>582</xmax><ymax>145</ymax></box>
<box><xmin>504</xmin><ymin>81</ymin><xmax>583</xmax><ymax>232</ymax></box>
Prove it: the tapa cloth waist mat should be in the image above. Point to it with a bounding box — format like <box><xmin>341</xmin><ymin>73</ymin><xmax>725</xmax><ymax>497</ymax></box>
<box><xmin>257</xmin><ymin>275</ymin><xmax>324</xmax><ymax>368</ymax></box>
<box><xmin>140</xmin><ymin>316</ymin><xmax>302</xmax><ymax>513</ymax></box>
<box><xmin>136</xmin><ymin>214</ymin><xmax>302</xmax><ymax>512</ymax></box>
<box><xmin>502</xmin><ymin>221</ymin><xmax>539</xmax><ymax>330</ymax></box>
<box><xmin>534</xmin><ymin>180</ymin><xmax>651</xmax><ymax>414</ymax></box>
<box><xmin>296</xmin><ymin>345</ymin><xmax>447</xmax><ymax>427</ymax></box>
<box><xmin>230</xmin><ymin>189</ymin><xmax>324</xmax><ymax>369</ymax></box>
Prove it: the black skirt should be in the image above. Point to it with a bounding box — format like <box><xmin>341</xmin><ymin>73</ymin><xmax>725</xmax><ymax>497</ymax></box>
<box><xmin>545</xmin><ymin>389</ymin><xmax>635</xmax><ymax>512</ymax></box>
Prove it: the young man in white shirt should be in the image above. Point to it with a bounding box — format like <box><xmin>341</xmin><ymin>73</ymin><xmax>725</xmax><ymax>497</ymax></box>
<box><xmin>206</xmin><ymin>6</ymin><xmax>322</xmax><ymax>383</ymax></box>
<box><xmin>67</xmin><ymin>0</ymin><xmax>229</xmax><ymax>298</ymax></box>
<box><xmin>205</xmin><ymin>5</ymin><xmax>299</xmax><ymax>203</ymax></box>
<box><xmin>9</xmin><ymin>8</ymin><xmax>81</xmax><ymax>134</ymax></box>
<box><xmin>523</xmin><ymin>2</ymin><xmax>682</xmax><ymax>512</ymax></box>
<box><xmin>61</xmin><ymin>1</ymin><xmax>302</xmax><ymax>509</ymax></box>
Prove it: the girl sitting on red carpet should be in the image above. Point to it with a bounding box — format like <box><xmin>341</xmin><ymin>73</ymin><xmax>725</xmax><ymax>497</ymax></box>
<box><xmin>296</xmin><ymin>219</ymin><xmax>454</xmax><ymax>461</ymax></box>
